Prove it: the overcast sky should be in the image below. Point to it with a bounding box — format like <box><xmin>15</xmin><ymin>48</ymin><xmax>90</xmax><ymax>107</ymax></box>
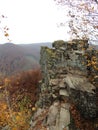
<box><xmin>0</xmin><ymin>0</ymin><xmax>69</xmax><ymax>44</ymax></box>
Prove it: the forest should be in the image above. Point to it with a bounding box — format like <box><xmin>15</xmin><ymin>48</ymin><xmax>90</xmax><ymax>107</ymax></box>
<box><xmin>0</xmin><ymin>69</ymin><xmax>41</xmax><ymax>130</ymax></box>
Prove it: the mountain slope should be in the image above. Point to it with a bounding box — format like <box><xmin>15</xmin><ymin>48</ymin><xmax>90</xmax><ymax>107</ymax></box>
<box><xmin>0</xmin><ymin>42</ymin><xmax>52</xmax><ymax>75</ymax></box>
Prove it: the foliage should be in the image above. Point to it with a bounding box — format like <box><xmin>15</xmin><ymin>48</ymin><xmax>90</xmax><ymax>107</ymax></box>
<box><xmin>54</xmin><ymin>0</ymin><xmax>98</xmax><ymax>43</ymax></box>
<box><xmin>0</xmin><ymin>102</ymin><xmax>31</xmax><ymax>130</ymax></box>
<box><xmin>8</xmin><ymin>69</ymin><xmax>41</xmax><ymax>109</ymax></box>
<box><xmin>84</xmin><ymin>48</ymin><xmax>98</xmax><ymax>87</ymax></box>
<box><xmin>0</xmin><ymin>15</ymin><xmax>10</xmax><ymax>41</ymax></box>
<box><xmin>0</xmin><ymin>69</ymin><xmax>41</xmax><ymax>129</ymax></box>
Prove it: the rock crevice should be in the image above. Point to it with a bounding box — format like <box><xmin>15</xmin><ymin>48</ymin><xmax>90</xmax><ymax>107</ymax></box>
<box><xmin>32</xmin><ymin>39</ymin><xmax>98</xmax><ymax>130</ymax></box>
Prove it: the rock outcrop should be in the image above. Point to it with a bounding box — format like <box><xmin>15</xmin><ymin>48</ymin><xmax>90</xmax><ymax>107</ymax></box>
<box><xmin>31</xmin><ymin>39</ymin><xmax>98</xmax><ymax>130</ymax></box>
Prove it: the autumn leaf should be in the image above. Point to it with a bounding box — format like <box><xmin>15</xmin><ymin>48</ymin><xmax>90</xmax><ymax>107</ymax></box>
<box><xmin>4</xmin><ymin>33</ymin><xmax>9</xmax><ymax>37</ymax></box>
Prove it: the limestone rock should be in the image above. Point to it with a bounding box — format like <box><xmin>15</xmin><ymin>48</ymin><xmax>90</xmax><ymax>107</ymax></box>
<box><xmin>64</xmin><ymin>74</ymin><xmax>95</xmax><ymax>93</ymax></box>
<box><xmin>34</xmin><ymin>39</ymin><xmax>98</xmax><ymax>130</ymax></box>
<box><xmin>47</xmin><ymin>101</ymin><xmax>59</xmax><ymax>126</ymax></box>
<box><xmin>59</xmin><ymin>89</ymin><xmax>69</xmax><ymax>97</ymax></box>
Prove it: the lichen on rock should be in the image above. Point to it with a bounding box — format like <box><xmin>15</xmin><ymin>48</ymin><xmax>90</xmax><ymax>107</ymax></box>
<box><xmin>31</xmin><ymin>39</ymin><xmax>98</xmax><ymax>130</ymax></box>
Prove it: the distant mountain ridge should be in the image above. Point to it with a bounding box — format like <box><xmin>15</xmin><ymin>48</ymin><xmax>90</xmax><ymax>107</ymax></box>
<box><xmin>0</xmin><ymin>42</ymin><xmax>97</xmax><ymax>76</ymax></box>
<box><xmin>0</xmin><ymin>42</ymin><xmax>52</xmax><ymax>75</ymax></box>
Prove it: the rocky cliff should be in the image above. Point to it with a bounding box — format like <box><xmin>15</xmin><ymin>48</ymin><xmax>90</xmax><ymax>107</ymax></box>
<box><xmin>30</xmin><ymin>39</ymin><xmax>98</xmax><ymax>130</ymax></box>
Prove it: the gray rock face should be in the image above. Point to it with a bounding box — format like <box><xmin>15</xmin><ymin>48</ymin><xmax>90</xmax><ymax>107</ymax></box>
<box><xmin>47</xmin><ymin>101</ymin><xmax>59</xmax><ymax>126</ymax></box>
<box><xmin>47</xmin><ymin>102</ymin><xmax>70</xmax><ymax>130</ymax></box>
<box><xmin>32</xmin><ymin>39</ymin><xmax>98</xmax><ymax>130</ymax></box>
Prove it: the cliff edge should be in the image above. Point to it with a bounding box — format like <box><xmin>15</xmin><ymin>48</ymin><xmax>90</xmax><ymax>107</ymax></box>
<box><xmin>30</xmin><ymin>39</ymin><xmax>98</xmax><ymax>130</ymax></box>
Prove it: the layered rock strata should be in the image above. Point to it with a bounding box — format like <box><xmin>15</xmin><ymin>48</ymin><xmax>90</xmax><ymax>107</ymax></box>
<box><xmin>31</xmin><ymin>39</ymin><xmax>98</xmax><ymax>130</ymax></box>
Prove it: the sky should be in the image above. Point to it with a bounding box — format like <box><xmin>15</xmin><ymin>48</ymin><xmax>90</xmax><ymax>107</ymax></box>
<box><xmin>0</xmin><ymin>0</ymin><xmax>69</xmax><ymax>44</ymax></box>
